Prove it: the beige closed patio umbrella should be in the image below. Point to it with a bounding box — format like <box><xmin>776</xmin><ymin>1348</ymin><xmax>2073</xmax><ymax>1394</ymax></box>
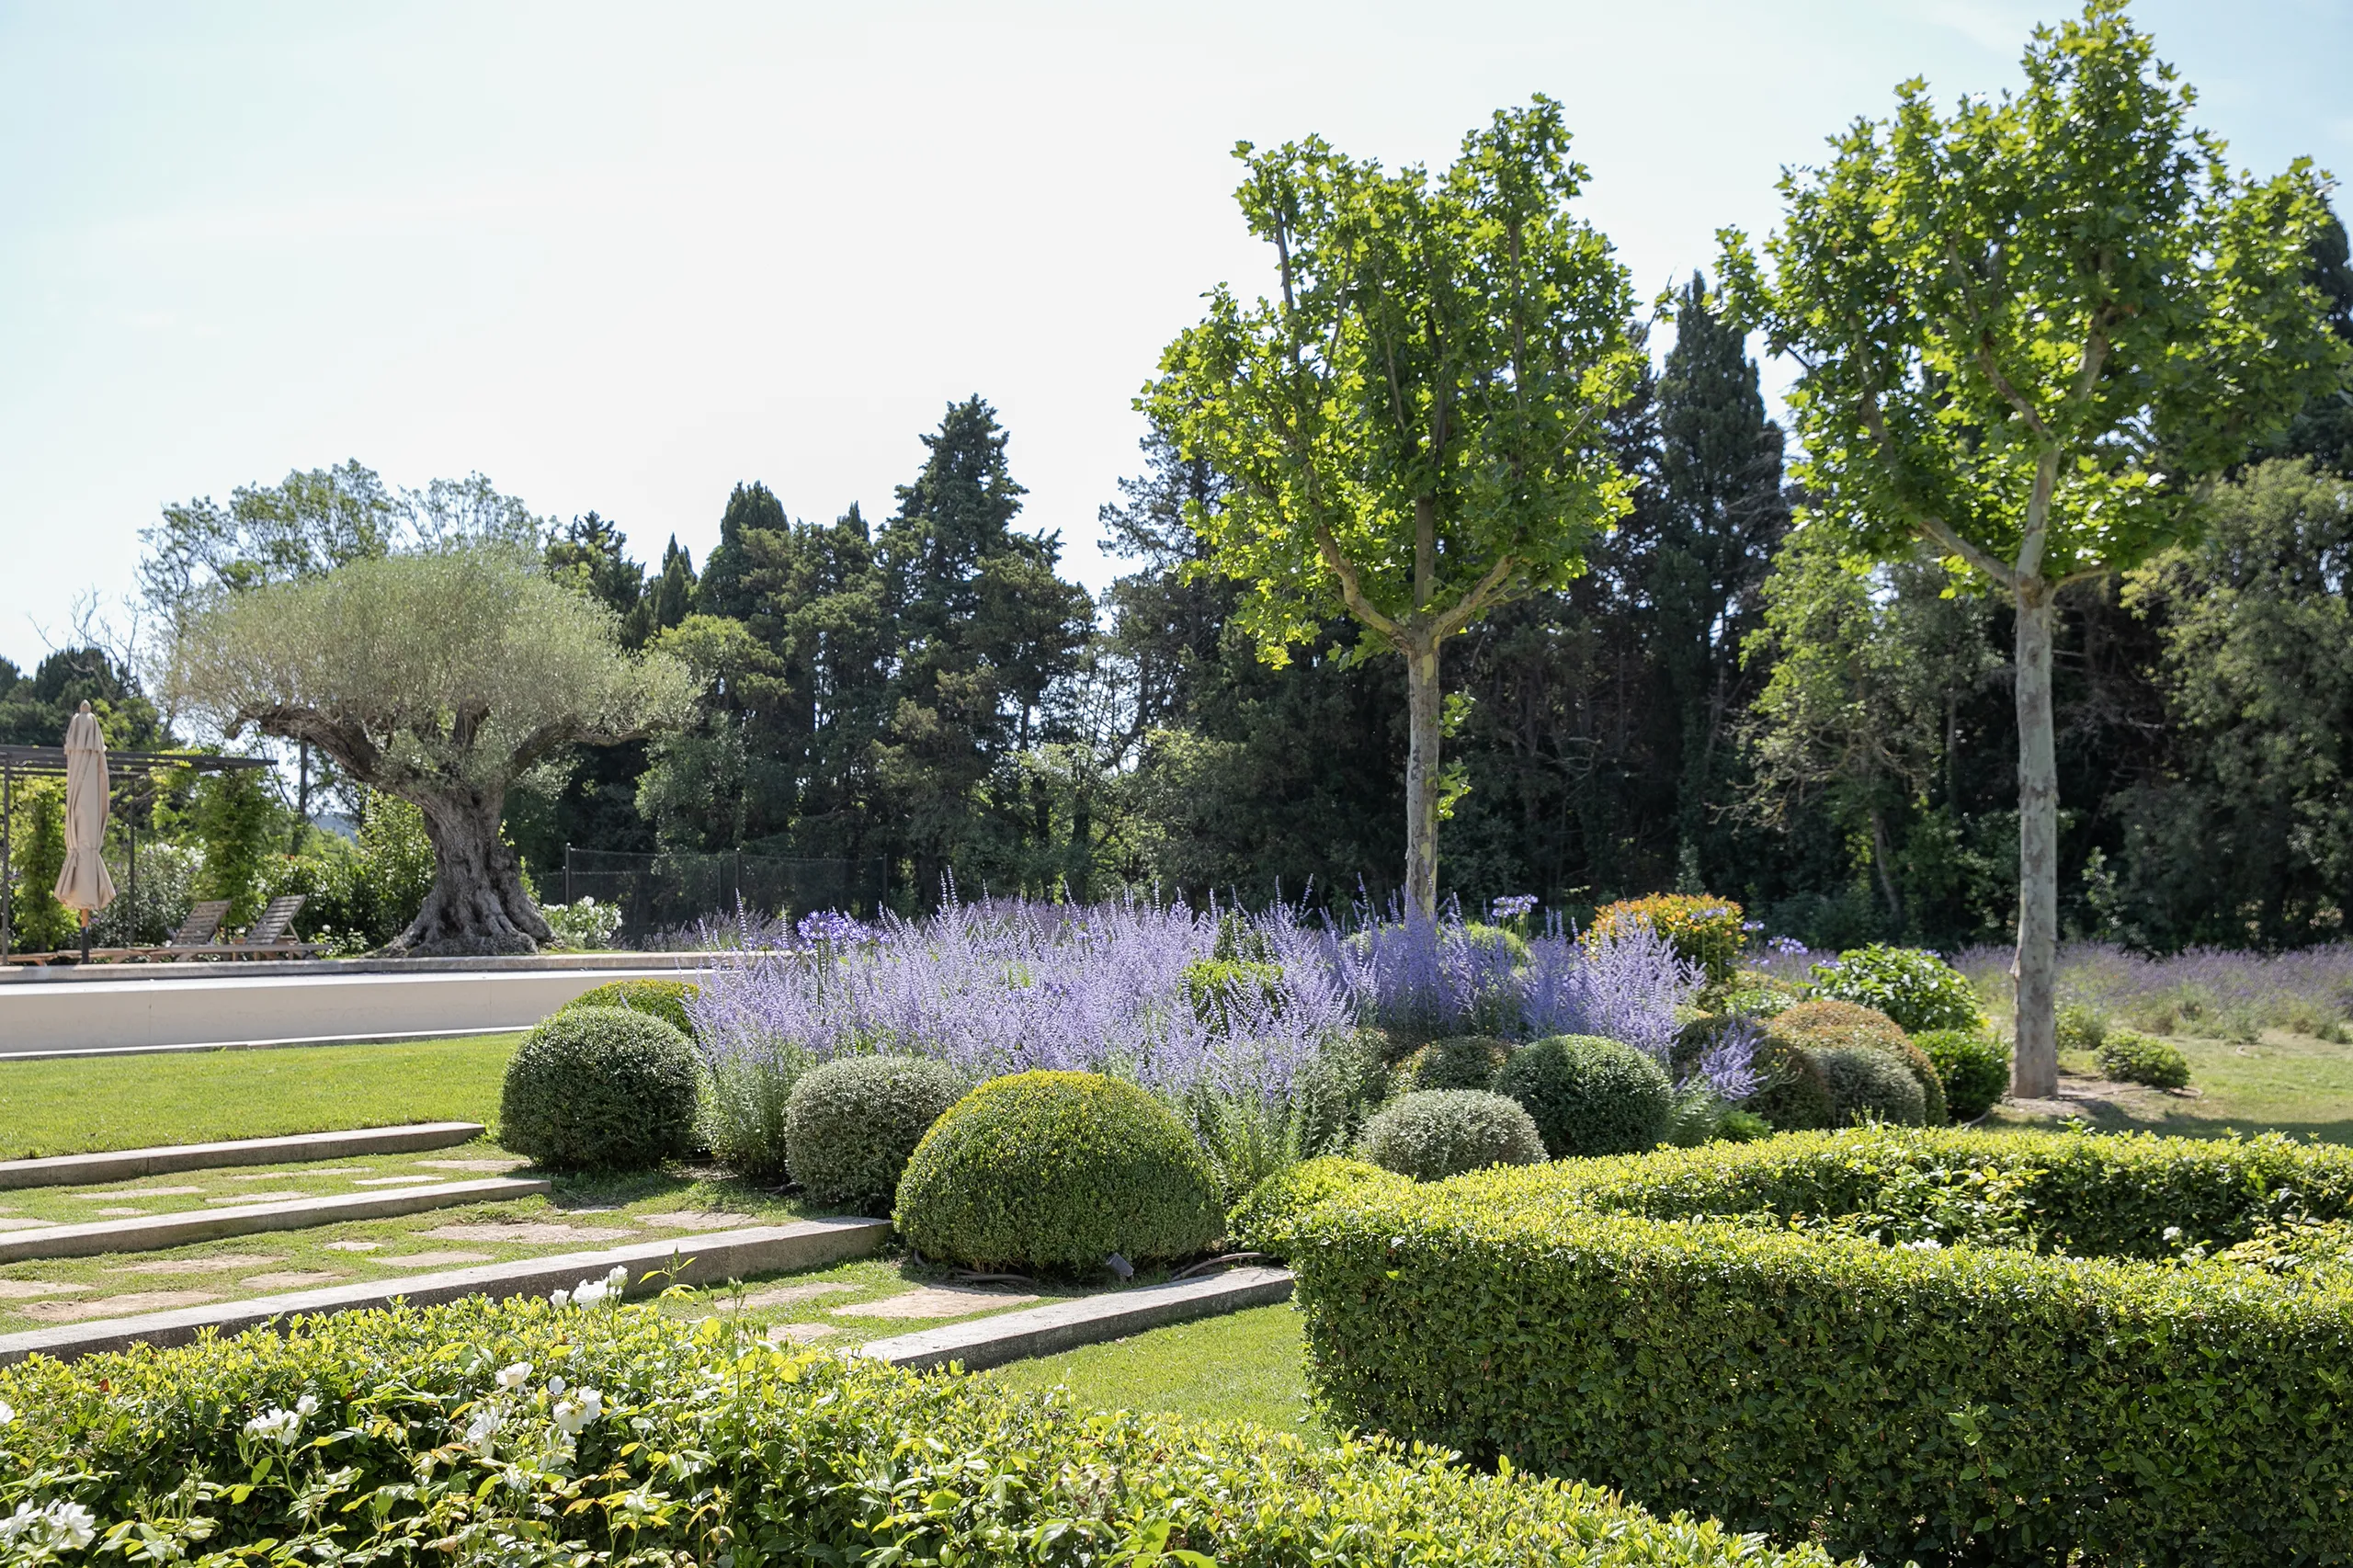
<box><xmin>54</xmin><ymin>700</ymin><xmax>117</xmax><ymax>961</ymax></box>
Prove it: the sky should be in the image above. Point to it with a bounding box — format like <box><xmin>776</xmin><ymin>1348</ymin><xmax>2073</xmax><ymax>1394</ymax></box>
<box><xmin>2</xmin><ymin>0</ymin><xmax>2348</xmax><ymax>676</ymax></box>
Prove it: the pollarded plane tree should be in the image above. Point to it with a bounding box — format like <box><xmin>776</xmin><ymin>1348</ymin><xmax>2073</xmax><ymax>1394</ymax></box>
<box><xmin>1721</xmin><ymin>0</ymin><xmax>2346</xmax><ymax>1095</ymax></box>
<box><xmin>1149</xmin><ymin>97</ymin><xmax>1643</xmax><ymax>920</ymax></box>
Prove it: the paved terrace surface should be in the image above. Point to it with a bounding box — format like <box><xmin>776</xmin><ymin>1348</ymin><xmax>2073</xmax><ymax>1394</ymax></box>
<box><xmin>0</xmin><ymin>954</ymin><xmax>722</xmax><ymax>1057</ymax></box>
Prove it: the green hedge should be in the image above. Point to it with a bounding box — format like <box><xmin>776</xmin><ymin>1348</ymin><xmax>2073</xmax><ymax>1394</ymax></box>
<box><xmin>0</xmin><ymin>1300</ymin><xmax>1835</xmax><ymax>1568</ymax></box>
<box><xmin>1287</xmin><ymin>1129</ymin><xmax>2353</xmax><ymax>1565</ymax></box>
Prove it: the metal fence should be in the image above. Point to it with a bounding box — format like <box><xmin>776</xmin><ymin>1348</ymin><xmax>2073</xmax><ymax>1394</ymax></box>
<box><xmin>561</xmin><ymin>847</ymin><xmax>887</xmax><ymax>937</ymax></box>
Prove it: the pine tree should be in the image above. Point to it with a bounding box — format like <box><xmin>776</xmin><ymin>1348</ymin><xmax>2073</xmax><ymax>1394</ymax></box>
<box><xmin>650</xmin><ymin>537</ymin><xmax>697</xmax><ymax>631</ymax></box>
<box><xmin>697</xmin><ymin>483</ymin><xmax>784</xmax><ymax>620</ymax></box>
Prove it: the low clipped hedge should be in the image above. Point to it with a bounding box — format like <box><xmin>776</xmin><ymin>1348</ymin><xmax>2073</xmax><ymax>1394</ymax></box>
<box><xmin>782</xmin><ymin>1054</ymin><xmax>966</xmax><ymax>1214</ymax></box>
<box><xmin>894</xmin><ymin>1071</ymin><xmax>1222</xmax><ymax>1272</ymax></box>
<box><xmin>1286</xmin><ymin>1128</ymin><xmax>2353</xmax><ymax>1565</ymax></box>
<box><xmin>0</xmin><ymin>1300</ymin><xmax>1833</xmax><ymax>1568</ymax></box>
<box><xmin>1227</xmin><ymin>1154</ymin><xmax>1408</xmax><ymax>1259</ymax></box>
<box><xmin>557</xmin><ymin>977</ymin><xmax>700</xmax><ymax>1038</ymax></box>
<box><xmin>498</xmin><ymin>1006</ymin><xmax>700</xmax><ymax>1171</ymax></box>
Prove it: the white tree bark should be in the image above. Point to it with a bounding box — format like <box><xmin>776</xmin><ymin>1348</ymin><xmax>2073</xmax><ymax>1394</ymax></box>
<box><xmin>2010</xmin><ymin>580</ymin><xmax>2061</xmax><ymax>1097</ymax></box>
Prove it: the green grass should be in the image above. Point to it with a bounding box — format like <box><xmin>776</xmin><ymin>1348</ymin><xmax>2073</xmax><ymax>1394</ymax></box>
<box><xmin>985</xmin><ymin>1304</ymin><xmax>1330</xmax><ymax>1442</ymax></box>
<box><xmin>1988</xmin><ymin>1028</ymin><xmax>2353</xmax><ymax>1144</ymax></box>
<box><xmin>0</xmin><ymin>1034</ymin><xmax>522</xmax><ymax>1160</ymax></box>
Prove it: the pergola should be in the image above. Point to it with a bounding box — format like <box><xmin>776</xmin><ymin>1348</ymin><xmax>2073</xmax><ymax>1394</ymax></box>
<box><xmin>0</xmin><ymin>745</ymin><xmax>273</xmax><ymax>960</ymax></box>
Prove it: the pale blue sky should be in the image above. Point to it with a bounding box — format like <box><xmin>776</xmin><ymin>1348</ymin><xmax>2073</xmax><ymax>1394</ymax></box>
<box><xmin>2</xmin><ymin>0</ymin><xmax>2347</xmax><ymax>676</ymax></box>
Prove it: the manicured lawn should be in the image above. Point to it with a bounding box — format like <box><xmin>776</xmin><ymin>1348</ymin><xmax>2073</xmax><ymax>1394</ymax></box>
<box><xmin>0</xmin><ymin>1034</ymin><xmax>522</xmax><ymax>1160</ymax></box>
<box><xmin>1990</xmin><ymin>1028</ymin><xmax>2353</xmax><ymax>1144</ymax></box>
<box><xmin>985</xmin><ymin>1303</ymin><xmax>1331</xmax><ymax>1442</ymax></box>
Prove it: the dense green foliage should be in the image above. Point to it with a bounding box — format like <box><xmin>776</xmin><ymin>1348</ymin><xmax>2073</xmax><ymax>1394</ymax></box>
<box><xmin>557</xmin><ymin>978</ymin><xmax>700</xmax><ymax>1038</ymax></box>
<box><xmin>1915</xmin><ymin>1028</ymin><xmax>2010</xmax><ymax>1119</ymax></box>
<box><xmin>497</xmin><ymin>1006</ymin><xmax>700</xmax><ymax>1171</ymax></box>
<box><xmin>893</xmin><ymin>1071</ymin><xmax>1222</xmax><ymax>1272</ymax></box>
<box><xmin>1227</xmin><ymin>1154</ymin><xmax>1409</xmax><ymax>1260</ymax></box>
<box><xmin>1813</xmin><ymin>1045</ymin><xmax>1927</xmax><ymax>1126</ymax></box>
<box><xmin>1289</xmin><ymin>1129</ymin><xmax>2353</xmax><ymax>1564</ymax></box>
<box><xmin>1767</xmin><ymin>1000</ymin><xmax>1948</xmax><ymax>1125</ymax></box>
<box><xmin>1392</xmin><ymin>1035</ymin><xmax>1513</xmax><ymax>1095</ymax></box>
<box><xmin>1358</xmin><ymin>1089</ymin><xmax>1546</xmax><ymax>1181</ymax></box>
<box><xmin>782</xmin><ymin>1054</ymin><xmax>966</xmax><ymax>1214</ymax></box>
<box><xmin>2098</xmin><ymin>1029</ymin><xmax>2192</xmax><ymax>1090</ymax></box>
<box><xmin>1492</xmin><ymin>1034</ymin><xmax>1673</xmax><ymax>1156</ymax></box>
<box><xmin>1810</xmin><ymin>946</ymin><xmax>1982</xmax><ymax>1033</ymax></box>
<box><xmin>0</xmin><ymin>1299</ymin><xmax>1835</xmax><ymax>1568</ymax></box>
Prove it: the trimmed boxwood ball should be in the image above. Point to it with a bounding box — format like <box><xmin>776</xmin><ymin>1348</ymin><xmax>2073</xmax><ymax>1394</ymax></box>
<box><xmin>1743</xmin><ymin>1037</ymin><xmax>1836</xmax><ymax>1131</ymax></box>
<box><xmin>1359</xmin><ymin>1090</ymin><xmax>1547</xmax><ymax>1181</ymax></box>
<box><xmin>1813</xmin><ymin>1045</ymin><xmax>1927</xmax><ymax>1126</ymax></box>
<box><xmin>558</xmin><ymin>978</ymin><xmax>700</xmax><ymax>1039</ymax></box>
<box><xmin>893</xmin><ymin>1071</ymin><xmax>1222</xmax><ymax>1273</ymax></box>
<box><xmin>499</xmin><ymin>1006</ymin><xmax>700</xmax><ymax>1171</ymax></box>
<box><xmin>1916</xmin><ymin>1028</ymin><xmax>2010</xmax><ymax>1120</ymax></box>
<box><xmin>1393</xmin><ymin>1035</ymin><xmax>1514</xmax><ymax>1095</ymax></box>
<box><xmin>1767</xmin><ymin>998</ymin><xmax>1949</xmax><ymax>1126</ymax></box>
<box><xmin>783</xmin><ymin>1055</ymin><xmax>967</xmax><ymax>1215</ymax></box>
<box><xmin>1493</xmin><ymin>1035</ymin><xmax>1672</xmax><ymax>1158</ymax></box>
<box><xmin>1227</xmin><ymin>1155</ymin><xmax>1408</xmax><ymax>1259</ymax></box>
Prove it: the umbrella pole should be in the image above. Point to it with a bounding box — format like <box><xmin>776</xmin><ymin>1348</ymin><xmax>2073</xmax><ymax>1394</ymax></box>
<box><xmin>80</xmin><ymin>909</ymin><xmax>90</xmax><ymax>964</ymax></box>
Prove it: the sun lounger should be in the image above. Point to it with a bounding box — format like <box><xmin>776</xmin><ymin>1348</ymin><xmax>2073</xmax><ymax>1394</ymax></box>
<box><xmin>205</xmin><ymin>893</ymin><xmax>324</xmax><ymax>959</ymax></box>
<box><xmin>3</xmin><ymin>900</ymin><xmax>234</xmax><ymax>965</ymax></box>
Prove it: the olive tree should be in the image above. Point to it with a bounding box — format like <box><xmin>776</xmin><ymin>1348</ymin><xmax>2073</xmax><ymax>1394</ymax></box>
<box><xmin>1721</xmin><ymin>1</ymin><xmax>2345</xmax><ymax>1095</ymax></box>
<box><xmin>166</xmin><ymin>546</ymin><xmax>691</xmax><ymax>954</ymax></box>
<box><xmin>1148</xmin><ymin>98</ymin><xmax>1641</xmax><ymax>919</ymax></box>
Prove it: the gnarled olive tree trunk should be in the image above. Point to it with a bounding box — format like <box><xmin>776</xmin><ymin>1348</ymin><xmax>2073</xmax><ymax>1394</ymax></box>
<box><xmin>393</xmin><ymin>785</ymin><xmax>551</xmax><ymax>956</ymax></box>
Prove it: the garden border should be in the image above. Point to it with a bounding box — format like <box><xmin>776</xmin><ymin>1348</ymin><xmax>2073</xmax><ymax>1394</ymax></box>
<box><xmin>860</xmin><ymin>1266</ymin><xmax>1295</xmax><ymax>1370</ymax></box>
<box><xmin>0</xmin><ymin>1178</ymin><xmax>551</xmax><ymax>1263</ymax></box>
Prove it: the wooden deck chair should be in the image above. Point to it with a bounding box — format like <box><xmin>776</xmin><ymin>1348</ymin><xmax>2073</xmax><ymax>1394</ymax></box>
<box><xmin>212</xmin><ymin>893</ymin><xmax>323</xmax><ymax>959</ymax></box>
<box><xmin>119</xmin><ymin>899</ymin><xmax>233</xmax><ymax>960</ymax></box>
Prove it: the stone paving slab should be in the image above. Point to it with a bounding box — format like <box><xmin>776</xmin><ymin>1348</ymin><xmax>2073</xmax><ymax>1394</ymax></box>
<box><xmin>860</xmin><ymin>1267</ymin><xmax>1295</xmax><ymax>1372</ymax></box>
<box><xmin>0</xmin><ymin>1219</ymin><xmax>891</xmax><ymax>1365</ymax></box>
<box><xmin>0</xmin><ymin>1178</ymin><xmax>551</xmax><ymax>1263</ymax></box>
<box><xmin>0</xmin><ymin>1124</ymin><xmax>487</xmax><ymax>1189</ymax></box>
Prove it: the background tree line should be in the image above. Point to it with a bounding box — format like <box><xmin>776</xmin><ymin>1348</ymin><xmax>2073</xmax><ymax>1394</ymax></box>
<box><xmin>473</xmin><ymin>199</ymin><xmax>2350</xmax><ymax>953</ymax></box>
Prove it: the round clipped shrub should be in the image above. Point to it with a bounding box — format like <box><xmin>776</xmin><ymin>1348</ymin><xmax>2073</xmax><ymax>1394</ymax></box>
<box><xmin>499</xmin><ymin>1006</ymin><xmax>700</xmax><ymax>1172</ymax></box>
<box><xmin>1917</xmin><ymin>1028</ymin><xmax>2010</xmax><ymax>1120</ymax></box>
<box><xmin>893</xmin><ymin>1071</ymin><xmax>1222</xmax><ymax>1273</ymax></box>
<box><xmin>1358</xmin><ymin>1090</ymin><xmax>1546</xmax><ymax>1181</ymax></box>
<box><xmin>1813</xmin><ymin>1045</ymin><xmax>1928</xmax><ymax>1126</ymax></box>
<box><xmin>1743</xmin><ymin>1036</ymin><xmax>1836</xmax><ymax>1131</ymax></box>
<box><xmin>1768</xmin><ymin>998</ymin><xmax>1949</xmax><ymax>1126</ymax></box>
<box><xmin>1393</xmin><ymin>1035</ymin><xmax>1514</xmax><ymax>1095</ymax></box>
<box><xmin>1227</xmin><ymin>1155</ymin><xmax>1408</xmax><ymax>1259</ymax></box>
<box><xmin>1809</xmin><ymin>945</ymin><xmax>1983</xmax><ymax>1035</ymax></box>
<box><xmin>1493</xmin><ymin>1034</ymin><xmax>1672</xmax><ymax>1158</ymax></box>
<box><xmin>782</xmin><ymin>1055</ymin><xmax>967</xmax><ymax>1214</ymax></box>
<box><xmin>2099</xmin><ymin>1029</ymin><xmax>2192</xmax><ymax>1090</ymax></box>
<box><xmin>558</xmin><ymin>978</ymin><xmax>700</xmax><ymax>1039</ymax></box>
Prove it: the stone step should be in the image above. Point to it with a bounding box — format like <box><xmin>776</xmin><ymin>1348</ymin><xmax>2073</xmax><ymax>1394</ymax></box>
<box><xmin>0</xmin><ymin>1218</ymin><xmax>891</xmax><ymax>1365</ymax></box>
<box><xmin>0</xmin><ymin>1123</ymin><xmax>488</xmax><ymax>1189</ymax></box>
<box><xmin>0</xmin><ymin>1178</ymin><xmax>551</xmax><ymax>1263</ymax></box>
<box><xmin>860</xmin><ymin>1266</ymin><xmax>1295</xmax><ymax>1371</ymax></box>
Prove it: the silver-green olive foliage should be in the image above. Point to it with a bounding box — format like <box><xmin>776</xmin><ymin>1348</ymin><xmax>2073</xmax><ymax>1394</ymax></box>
<box><xmin>1719</xmin><ymin>0</ymin><xmax>2347</xmax><ymax>1095</ymax></box>
<box><xmin>165</xmin><ymin>545</ymin><xmax>691</xmax><ymax>953</ymax></box>
<box><xmin>1147</xmin><ymin>98</ymin><xmax>1642</xmax><ymax>917</ymax></box>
